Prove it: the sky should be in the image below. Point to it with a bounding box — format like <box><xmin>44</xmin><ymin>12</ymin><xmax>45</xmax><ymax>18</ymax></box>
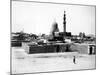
<box><xmin>12</xmin><ymin>1</ymin><xmax>95</xmax><ymax>35</ymax></box>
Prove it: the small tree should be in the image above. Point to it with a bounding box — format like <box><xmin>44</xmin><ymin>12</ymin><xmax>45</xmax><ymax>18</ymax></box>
<box><xmin>83</xmin><ymin>32</ymin><xmax>85</xmax><ymax>38</ymax></box>
<box><xmin>17</xmin><ymin>32</ymin><xmax>25</xmax><ymax>42</ymax></box>
<box><xmin>79</xmin><ymin>32</ymin><xmax>83</xmax><ymax>38</ymax></box>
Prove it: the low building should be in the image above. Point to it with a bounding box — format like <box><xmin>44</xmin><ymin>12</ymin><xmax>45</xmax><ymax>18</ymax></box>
<box><xmin>22</xmin><ymin>42</ymin><xmax>71</xmax><ymax>54</ymax></box>
<box><xmin>70</xmin><ymin>43</ymin><xmax>96</xmax><ymax>54</ymax></box>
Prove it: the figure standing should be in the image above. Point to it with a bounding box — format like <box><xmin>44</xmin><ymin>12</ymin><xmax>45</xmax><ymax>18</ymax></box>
<box><xmin>73</xmin><ymin>56</ymin><xmax>76</xmax><ymax>64</ymax></box>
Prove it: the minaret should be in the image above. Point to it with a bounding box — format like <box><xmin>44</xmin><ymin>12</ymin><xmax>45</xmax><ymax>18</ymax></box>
<box><xmin>63</xmin><ymin>11</ymin><xmax>66</xmax><ymax>32</ymax></box>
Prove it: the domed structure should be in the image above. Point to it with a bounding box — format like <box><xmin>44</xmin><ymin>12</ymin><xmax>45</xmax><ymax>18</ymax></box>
<box><xmin>50</xmin><ymin>21</ymin><xmax>59</xmax><ymax>36</ymax></box>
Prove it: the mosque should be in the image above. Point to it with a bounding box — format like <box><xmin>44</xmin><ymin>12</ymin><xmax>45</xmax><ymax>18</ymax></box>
<box><xmin>49</xmin><ymin>11</ymin><xmax>71</xmax><ymax>42</ymax></box>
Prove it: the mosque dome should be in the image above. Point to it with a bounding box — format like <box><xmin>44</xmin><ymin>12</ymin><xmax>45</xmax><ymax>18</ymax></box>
<box><xmin>51</xmin><ymin>21</ymin><xmax>59</xmax><ymax>33</ymax></box>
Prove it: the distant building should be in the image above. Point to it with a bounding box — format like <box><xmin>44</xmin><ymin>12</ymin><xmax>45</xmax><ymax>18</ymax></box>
<box><xmin>48</xmin><ymin>11</ymin><xmax>72</xmax><ymax>42</ymax></box>
<box><xmin>61</xmin><ymin>11</ymin><xmax>71</xmax><ymax>37</ymax></box>
<box><xmin>50</xmin><ymin>21</ymin><xmax>59</xmax><ymax>37</ymax></box>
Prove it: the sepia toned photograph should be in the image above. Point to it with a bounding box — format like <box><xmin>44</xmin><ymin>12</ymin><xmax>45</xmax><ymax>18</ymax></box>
<box><xmin>11</xmin><ymin>0</ymin><xmax>96</xmax><ymax>74</ymax></box>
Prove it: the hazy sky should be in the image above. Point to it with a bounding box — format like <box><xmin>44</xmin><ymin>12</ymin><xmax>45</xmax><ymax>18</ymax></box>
<box><xmin>12</xmin><ymin>1</ymin><xmax>95</xmax><ymax>35</ymax></box>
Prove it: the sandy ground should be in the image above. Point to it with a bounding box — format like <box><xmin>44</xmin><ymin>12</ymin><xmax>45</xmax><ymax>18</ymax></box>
<box><xmin>11</xmin><ymin>47</ymin><xmax>96</xmax><ymax>74</ymax></box>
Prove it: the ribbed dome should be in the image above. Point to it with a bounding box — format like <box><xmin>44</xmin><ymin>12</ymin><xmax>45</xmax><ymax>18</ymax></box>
<box><xmin>51</xmin><ymin>21</ymin><xmax>59</xmax><ymax>33</ymax></box>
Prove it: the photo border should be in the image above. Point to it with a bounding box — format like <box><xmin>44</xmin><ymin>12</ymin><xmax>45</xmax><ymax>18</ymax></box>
<box><xmin>10</xmin><ymin>0</ymin><xmax>96</xmax><ymax>74</ymax></box>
